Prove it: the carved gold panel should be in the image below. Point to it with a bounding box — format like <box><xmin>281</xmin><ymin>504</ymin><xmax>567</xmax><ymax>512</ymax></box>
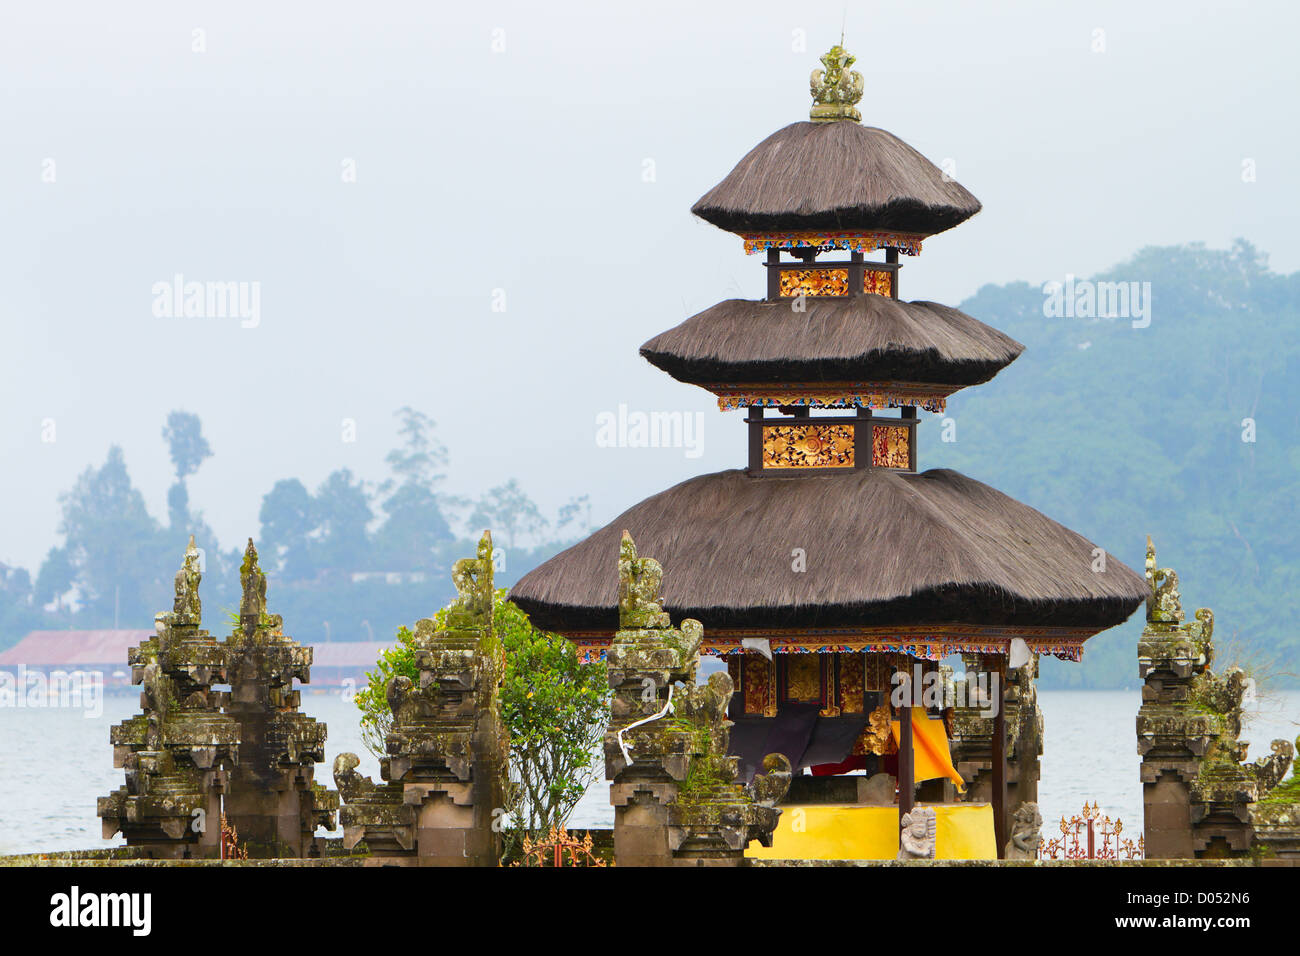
<box><xmin>742</xmin><ymin>655</ymin><xmax>776</xmax><ymax>716</ymax></box>
<box><xmin>784</xmin><ymin>655</ymin><xmax>822</xmax><ymax>703</ymax></box>
<box><xmin>864</xmin><ymin>654</ymin><xmax>892</xmax><ymax>692</ymax></box>
<box><xmin>863</xmin><ymin>269</ymin><xmax>893</xmax><ymax>296</ymax></box>
<box><xmin>779</xmin><ymin>268</ymin><xmax>849</xmax><ymax>297</ymax></box>
<box><xmin>871</xmin><ymin>424</ymin><xmax>911</xmax><ymax>469</ymax></box>
<box><xmin>838</xmin><ymin>653</ymin><xmax>865</xmax><ymax>714</ymax></box>
<box><xmin>762</xmin><ymin>423</ymin><xmax>855</xmax><ymax>469</ymax></box>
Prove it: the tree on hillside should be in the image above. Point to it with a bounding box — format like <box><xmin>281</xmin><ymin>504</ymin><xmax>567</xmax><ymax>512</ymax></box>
<box><xmin>0</xmin><ymin>563</ymin><xmax>42</xmax><ymax>652</ymax></box>
<box><xmin>555</xmin><ymin>494</ymin><xmax>592</xmax><ymax>538</ymax></box>
<box><xmin>373</xmin><ymin>407</ymin><xmax>453</xmax><ymax>570</ymax></box>
<box><xmin>469</xmin><ymin>479</ymin><xmax>547</xmax><ymax>550</ymax></box>
<box><xmin>373</xmin><ymin>483</ymin><xmax>451</xmax><ymax>570</ymax></box>
<box><xmin>161</xmin><ymin>410</ymin><xmax>213</xmax><ymax>531</ymax></box>
<box><xmin>55</xmin><ymin>445</ymin><xmax>168</xmax><ymax>625</ymax></box>
<box><xmin>382</xmin><ymin>406</ymin><xmax>448</xmax><ymax>490</ymax></box>
<box><xmin>313</xmin><ymin>469</ymin><xmax>373</xmax><ymax>573</ymax></box>
<box><xmin>258</xmin><ymin>478</ymin><xmax>318</xmax><ymax>580</ymax></box>
<box><xmin>34</xmin><ymin>545</ymin><xmax>75</xmax><ymax>611</ymax></box>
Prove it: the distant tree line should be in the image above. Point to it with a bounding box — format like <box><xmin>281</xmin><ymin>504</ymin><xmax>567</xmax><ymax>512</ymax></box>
<box><xmin>0</xmin><ymin>406</ymin><xmax>590</xmax><ymax>649</ymax></box>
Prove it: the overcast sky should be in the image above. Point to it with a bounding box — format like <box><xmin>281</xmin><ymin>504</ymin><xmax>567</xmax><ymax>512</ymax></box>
<box><xmin>1</xmin><ymin>0</ymin><xmax>1296</xmax><ymax>571</ymax></box>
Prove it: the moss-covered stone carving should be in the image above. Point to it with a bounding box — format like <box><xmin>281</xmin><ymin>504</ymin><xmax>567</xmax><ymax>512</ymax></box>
<box><xmin>98</xmin><ymin>537</ymin><xmax>242</xmax><ymax>858</ymax></box>
<box><xmin>1144</xmin><ymin>535</ymin><xmax>1186</xmax><ymax>623</ymax></box>
<box><xmin>1249</xmin><ymin>737</ymin><xmax>1300</xmax><ymax>861</ymax></box>
<box><xmin>98</xmin><ymin>537</ymin><xmax>338</xmax><ymax>860</ymax></box>
<box><xmin>1137</xmin><ymin>537</ymin><xmax>1260</xmax><ymax>858</ymax></box>
<box><xmin>336</xmin><ymin>531</ymin><xmax>505</xmax><ymax>866</ymax></box>
<box><xmin>222</xmin><ymin>539</ymin><xmax>336</xmax><ymax>858</ymax></box>
<box><xmin>1250</xmin><ymin>738</ymin><xmax>1295</xmax><ymax>793</ymax></box>
<box><xmin>605</xmin><ymin>531</ymin><xmax>790</xmax><ymax>866</ymax></box>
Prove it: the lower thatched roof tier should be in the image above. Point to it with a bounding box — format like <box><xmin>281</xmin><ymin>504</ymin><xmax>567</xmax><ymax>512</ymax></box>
<box><xmin>640</xmin><ymin>297</ymin><xmax>1024</xmax><ymax>389</ymax></box>
<box><xmin>510</xmin><ymin>468</ymin><xmax>1146</xmax><ymax>634</ymax></box>
<box><xmin>691</xmin><ymin>122</ymin><xmax>982</xmax><ymax>237</ymax></box>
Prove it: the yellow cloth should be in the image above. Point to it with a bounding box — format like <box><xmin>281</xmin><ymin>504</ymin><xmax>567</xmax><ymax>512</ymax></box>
<box><xmin>746</xmin><ymin>804</ymin><xmax>997</xmax><ymax>860</ymax></box>
<box><xmin>891</xmin><ymin>707</ymin><xmax>965</xmax><ymax>791</ymax></box>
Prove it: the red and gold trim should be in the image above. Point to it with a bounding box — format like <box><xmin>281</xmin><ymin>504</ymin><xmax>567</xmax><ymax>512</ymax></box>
<box><xmin>566</xmin><ymin>624</ymin><xmax>1092</xmax><ymax>664</ymax></box>
<box><xmin>711</xmin><ymin>382</ymin><xmax>953</xmax><ymax>413</ymax></box>
<box><xmin>743</xmin><ymin>231</ymin><xmax>926</xmax><ymax>257</ymax></box>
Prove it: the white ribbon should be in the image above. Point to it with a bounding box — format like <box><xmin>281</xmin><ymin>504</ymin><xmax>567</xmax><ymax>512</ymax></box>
<box><xmin>617</xmin><ymin>682</ymin><xmax>674</xmax><ymax>766</ymax></box>
<box><xmin>1009</xmin><ymin>637</ymin><xmax>1031</xmax><ymax>670</ymax></box>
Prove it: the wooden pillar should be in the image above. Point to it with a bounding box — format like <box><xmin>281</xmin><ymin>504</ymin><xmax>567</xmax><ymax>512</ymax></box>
<box><xmin>886</xmin><ymin>247</ymin><xmax>900</xmax><ymax>299</ymax></box>
<box><xmin>898</xmin><ymin>658</ymin><xmax>915</xmax><ymax>824</ymax></box>
<box><xmin>992</xmin><ymin>659</ymin><xmax>1008</xmax><ymax>858</ymax></box>
<box><xmin>903</xmin><ymin>405</ymin><xmax>918</xmax><ymax>472</ymax></box>
<box><xmin>855</xmin><ymin>407</ymin><xmax>872</xmax><ymax>470</ymax></box>
<box><xmin>766</xmin><ymin>247</ymin><xmax>780</xmax><ymax>301</ymax></box>
<box><xmin>746</xmin><ymin>405</ymin><xmax>764</xmax><ymax>472</ymax></box>
<box><xmin>899</xmin><ymin>708</ymin><xmax>915</xmax><ymax>815</ymax></box>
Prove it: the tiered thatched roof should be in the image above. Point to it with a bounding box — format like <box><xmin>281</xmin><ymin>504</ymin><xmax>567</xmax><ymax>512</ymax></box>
<box><xmin>510</xmin><ymin>50</ymin><xmax>1143</xmax><ymax>655</ymax></box>
<box><xmin>510</xmin><ymin>468</ymin><xmax>1147</xmax><ymax>633</ymax></box>
<box><xmin>640</xmin><ymin>297</ymin><xmax>1024</xmax><ymax>389</ymax></box>
<box><xmin>691</xmin><ymin>122</ymin><xmax>982</xmax><ymax>237</ymax></box>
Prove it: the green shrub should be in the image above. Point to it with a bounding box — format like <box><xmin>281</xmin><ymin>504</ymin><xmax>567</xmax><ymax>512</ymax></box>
<box><xmin>356</xmin><ymin>589</ymin><xmax>609</xmax><ymax>835</ymax></box>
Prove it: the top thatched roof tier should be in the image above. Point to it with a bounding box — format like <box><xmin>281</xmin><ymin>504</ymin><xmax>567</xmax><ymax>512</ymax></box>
<box><xmin>640</xmin><ymin>297</ymin><xmax>1024</xmax><ymax>390</ymax></box>
<box><xmin>510</xmin><ymin>468</ymin><xmax>1147</xmax><ymax>634</ymax></box>
<box><xmin>691</xmin><ymin>121</ymin><xmax>982</xmax><ymax>238</ymax></box>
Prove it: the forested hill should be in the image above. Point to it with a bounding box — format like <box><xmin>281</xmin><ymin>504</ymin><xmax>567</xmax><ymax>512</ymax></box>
<box><xmin>928</xmin><ymin>240</ymin><xmax>1300</xmax><ymax>689</ymax></box>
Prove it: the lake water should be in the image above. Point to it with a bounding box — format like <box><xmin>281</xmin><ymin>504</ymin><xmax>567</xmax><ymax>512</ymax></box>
<box><xmin>2</xmin><ymin>688</ymin><xmax>1296</xmax><ymax>856</ymax></box>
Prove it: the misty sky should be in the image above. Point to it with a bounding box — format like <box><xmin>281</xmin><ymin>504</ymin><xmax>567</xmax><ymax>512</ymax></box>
<box><xmin>2</xmin><ymin>0</ymin><xmax>1297</xmax><ymax>572</ymax></box>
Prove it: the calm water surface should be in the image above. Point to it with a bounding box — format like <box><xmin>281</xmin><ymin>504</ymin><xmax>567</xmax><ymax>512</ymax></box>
<box><xmin>2</xmin><ymin>689</ymin><xmax>1296</xmax><ymax>855</ymax></box>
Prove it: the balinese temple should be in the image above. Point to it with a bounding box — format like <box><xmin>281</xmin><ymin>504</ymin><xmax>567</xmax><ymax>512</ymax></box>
<box><xmin>512</xmin><ymin>43</ymin><xmax>1148</xmax><ymax>858</ymax></box>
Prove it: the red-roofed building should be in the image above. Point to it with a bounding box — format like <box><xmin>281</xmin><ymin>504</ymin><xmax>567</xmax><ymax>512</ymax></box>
<box><xmin>0</xmin><ymin>630</ymin><xmax>390</xmax><ymax>689</ymax></box>
<box><xmin>309</xmin><ymin>642</ymin><xmax>392</xmax><ymax>689</ymax></box>
<box><xmin>0</xmin><ymin>630</ymin><xmax>151</xmax><ymax>687</ymax></box>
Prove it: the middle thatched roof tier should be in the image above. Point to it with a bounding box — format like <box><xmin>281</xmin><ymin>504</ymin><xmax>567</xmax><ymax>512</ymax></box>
<box><xmin>640</xmin><ymin>297</ymin><xmax>1025</xmax><ymax>393</ymax></box>
<box><xmin>510</xmin><ymin>468</ymin><xmax>1147</xmax><ymax>637</ymax></box>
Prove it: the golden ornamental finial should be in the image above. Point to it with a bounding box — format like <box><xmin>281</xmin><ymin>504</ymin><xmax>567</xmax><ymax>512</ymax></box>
<box><xmin>810</xmin><ymin>43</ymin><xmax>864</xmax><ymax>123</ymax></box>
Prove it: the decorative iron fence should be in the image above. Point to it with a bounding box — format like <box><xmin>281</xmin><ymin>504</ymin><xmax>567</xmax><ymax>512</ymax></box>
<box><xmin>513</xmin><ymin>825</ymin><xmax>608</xmax><ymax>867</ymax></box>
<box><xmin>1038</xmin><ymin>801</ymin><xmax>1143</xmax><ymax>860</ymax></box>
